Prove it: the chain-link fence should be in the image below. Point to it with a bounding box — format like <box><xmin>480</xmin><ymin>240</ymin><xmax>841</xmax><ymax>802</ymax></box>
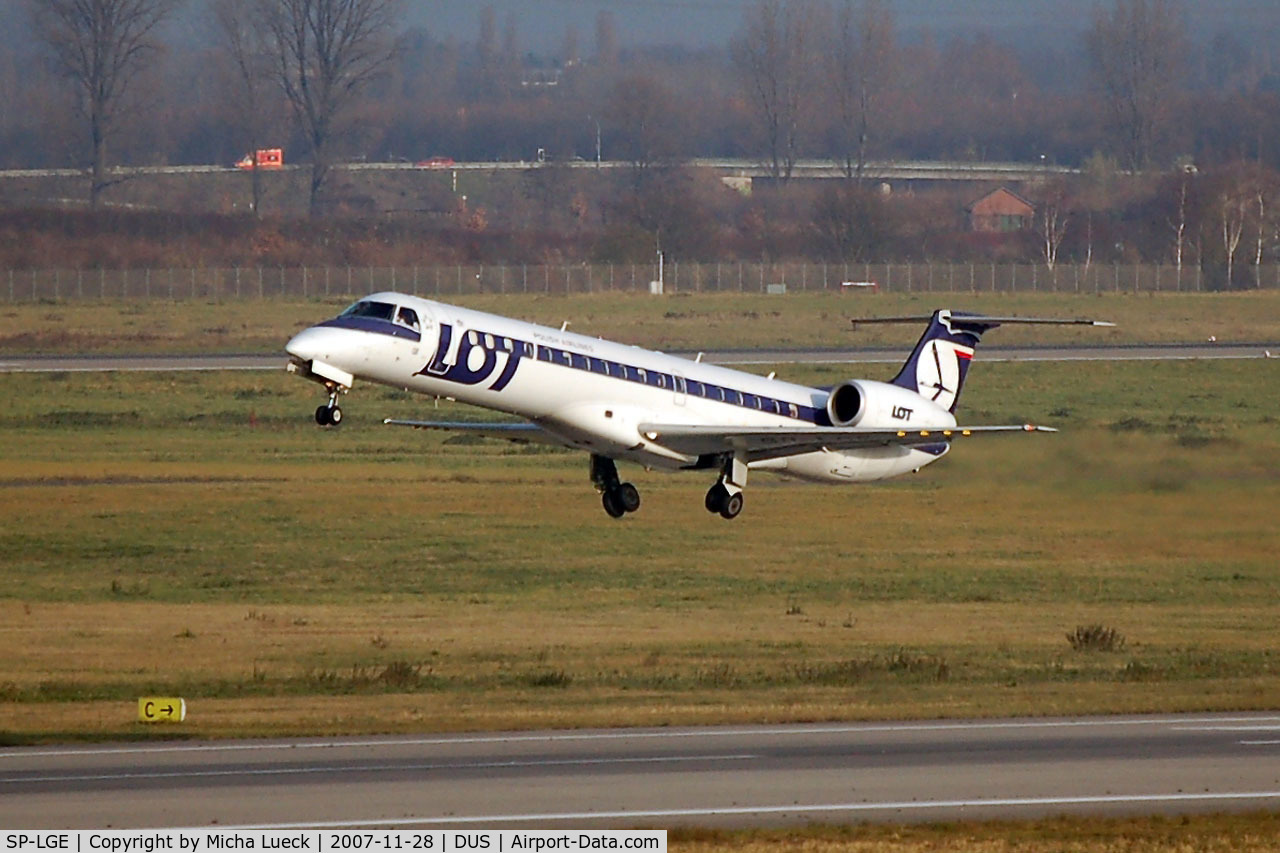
<box><xmin>4</xmin><ymin>262</ymin><xmax>1277</xmax><ymax>302</ymax></box>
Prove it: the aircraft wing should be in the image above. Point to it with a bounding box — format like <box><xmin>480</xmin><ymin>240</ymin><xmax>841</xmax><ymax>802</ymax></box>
<box><xmin>637</xmin><ymin>422</ymin><xmax>1057</xmax><ymax>462</ymax></box>
<box><xmin>383</xmin><ymin>419</ymin><xmax>569</xmax><ymax>448</ymax></box>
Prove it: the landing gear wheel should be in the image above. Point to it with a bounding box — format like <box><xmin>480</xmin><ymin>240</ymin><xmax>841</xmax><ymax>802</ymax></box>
<box><xmin>705</xmin><ymin>483</ymin><xmax>728</xmax><ymax>514</ymax></box>
<box><xmin>719</xmin><ymin>492</ymin><xmax>744</xmax><ymax>520</ymax></box>
<box><xmin>602</xmin><ymin>489</ymin><xmax>626</xmax><ymax>519</ymax></box>
<box><xmin>315</xmin><ymin>404</ymin><xmax>342</xmax><ymax>426</ymax></box>
<box><xmin>617</xmin><ymin>482</ymin><xmax>641</xmax><ymax>514</ymax></box>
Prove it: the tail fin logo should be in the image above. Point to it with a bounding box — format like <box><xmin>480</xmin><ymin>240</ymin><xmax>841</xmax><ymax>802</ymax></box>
<box><xmin>914</xmin><ymin>338</ymin><xmax>973</xmax><ymax>412</ymax></box>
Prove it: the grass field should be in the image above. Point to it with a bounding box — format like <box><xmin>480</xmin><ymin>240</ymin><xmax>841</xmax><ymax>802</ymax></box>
<box><xmin>1</xmin><ymin>336</ymin><xmax>1277</xmax><ymax>741</ymax></box>
<box><xmin>2</xmin><ymin>290</ymin><xmax>1279</xmax><ymax>355</ymax></box>
<box><xmin>669</xmin><ymin>813</ymin><xmax>1280</xmax><ymax>852</ymax></box>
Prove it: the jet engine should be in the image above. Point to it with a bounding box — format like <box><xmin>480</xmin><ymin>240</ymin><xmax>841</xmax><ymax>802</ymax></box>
<box><xmin>825</xmin><ymin>380</ymin><xmax>868</xmax><ymax>426</ymax></box>
<box><xmin>824</xmin><ymin>379</ymin><xmax>957</xmax><ymax>429</ymax></box>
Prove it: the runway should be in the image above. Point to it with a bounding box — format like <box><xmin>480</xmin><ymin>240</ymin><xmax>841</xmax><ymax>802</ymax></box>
<box><xmin>1</xmin><ymin>714</ymin><xmax>1277</xmax><ymax>829</ymax></box>
<box><xmin>0</xmin><ymin>343</ymin><xmax>1276</xmax><ymax>374</ymax></box>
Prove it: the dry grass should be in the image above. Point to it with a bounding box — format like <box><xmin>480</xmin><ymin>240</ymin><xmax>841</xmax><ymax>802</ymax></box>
<box><xmin>669</xmin><ymin>813</ymin><xmax>1280</xmax><ymax>852</ymax></box>
<box><xmin>0</xmin><ymin>333</ymin><xmax>1278</xmax><ymax>741</ymax></box>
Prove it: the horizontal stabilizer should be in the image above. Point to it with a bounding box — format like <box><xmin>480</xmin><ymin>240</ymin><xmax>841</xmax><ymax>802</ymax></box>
<box><xmin>851</xmin><ymin>314</ymin><xmax>1115</xmax><ymax>327</ymax></box>
<box><xmin>638</xmin><ymin>422</ymin><xmax>1056</xmax><ymax>462</ymax></box>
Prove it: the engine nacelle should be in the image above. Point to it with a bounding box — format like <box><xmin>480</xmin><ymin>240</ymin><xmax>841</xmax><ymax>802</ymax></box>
<box><xmin>824</xmin><ymin>379</ymin><xmax>956</xmax><ymax>429</ymax></box>
<box><xmin>826</xmin><ymin>381</ymin><xmax>868</xmax><ymax>426</ymax></box>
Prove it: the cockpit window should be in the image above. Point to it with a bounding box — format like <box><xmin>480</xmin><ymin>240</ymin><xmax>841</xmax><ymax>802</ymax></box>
<box><xmin>340</xmin><ymin>300</ymin><xmax>396</xmax><ymax>321</ymax></box>
<box><xmin>396</xmin><ymin>307</ymin><xmax>420</xmax><ymax>330</ymax></box>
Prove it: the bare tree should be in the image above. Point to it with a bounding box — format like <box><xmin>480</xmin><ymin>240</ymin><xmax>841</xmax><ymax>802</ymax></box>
<box><xmin>1085</xmin><ymin>0</ymin><xmax>1186</xmax><ymax>172</ymax></box>
<box><xmin>1255</xmin><ymin>187</ymin><xmax>1270</xmax><ymax>288</ymax></box>
<box><xmin>260</xmin><ymin>0</ymin><xmax>402</xmax><ymax>215</ymax></box>
<box><xmin>606</xmin><ymin>74</ymin><xmax>680</xmax><ymax>178</ymax></box>
<box><xmin>26</xmin><ymin>0</ymin><xmax>180</xmax><ymax>209</ymax></box>
<box><xmin>213</xmin><ymin>0</ymin><xmax>277</xmax><ymax>216</ymax></box>
<box><xmin>732</xmin><ymin>0</ymin><xmax>820</xmax><ymax>181</ymax></box>
<box><xmin>1220</xmin><ymin>188</ymin><xmax>1249</xmax><ymax>289</ymax></box>
<box><xmin>1038</xmin><ymin>185</ymin><xmax>1070</xmax><ymax>271</ymax></box>
<box><xmin>595</xmin><ymin>9</ymin><xmax>618</xmax><ymax>66</ymax></box>
<box><xmin>1167</xmin><ymin>168</ymin><xmax>1190</xmax><ymax>272</ymax></box>
<box><xmin>828</xmin><ymin>0</ymin><xmax>893</xmax><ymax>180</ymax></box>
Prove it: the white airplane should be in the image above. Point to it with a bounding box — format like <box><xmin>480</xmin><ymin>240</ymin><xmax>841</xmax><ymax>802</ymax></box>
<box><xmin>285</xmin><ymin>294</ymin><xmax>1109</xmax><ymax>519</ymax></box>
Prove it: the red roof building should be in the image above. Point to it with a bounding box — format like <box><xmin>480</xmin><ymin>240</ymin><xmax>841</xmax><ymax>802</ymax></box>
<box><xmin>967</xmin><ymin>187</ymin><xmax>1035</xmax><ymax>232</ymax></box>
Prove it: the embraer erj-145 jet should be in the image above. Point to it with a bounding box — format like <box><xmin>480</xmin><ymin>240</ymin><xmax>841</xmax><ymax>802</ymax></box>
<box><xmin>285</xmin><ymin>295</ymin><xmax>1109</xmax><ymax>520</ymax></box>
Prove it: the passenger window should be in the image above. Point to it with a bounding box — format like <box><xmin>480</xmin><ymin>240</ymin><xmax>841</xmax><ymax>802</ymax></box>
<box><xmin>788</xmin><ymin>403</ymin><xmax>799</xmax><ymax>418</ymax></box>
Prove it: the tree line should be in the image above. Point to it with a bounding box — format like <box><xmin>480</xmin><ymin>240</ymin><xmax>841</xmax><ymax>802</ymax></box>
<box><xmin>1</xmin><ymin>0</ymin><xmax>1277</xmax><ymax>280</ymax></box>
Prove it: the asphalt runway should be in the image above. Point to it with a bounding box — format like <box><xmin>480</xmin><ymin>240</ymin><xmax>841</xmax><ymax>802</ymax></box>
<box><xmin>0</xmin><ymin>714</ymin><xmax>1277</xmax><ymax>829</ymax></box>
<box><xmin>0</xmin><ymin>343</ymin><xmax>1276</xmax><ymax>374</ymax></box>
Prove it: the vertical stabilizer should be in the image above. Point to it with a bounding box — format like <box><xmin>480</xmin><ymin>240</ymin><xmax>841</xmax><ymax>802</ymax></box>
<box><xmin>850</xmin><ymin>311</ymin><xmax>1112</xmax><ymax>414</ymax></box>
<box><xmin>887</xmin><ymin>310</ymin><xmax>995</xmax><ymax>413</ymax></box>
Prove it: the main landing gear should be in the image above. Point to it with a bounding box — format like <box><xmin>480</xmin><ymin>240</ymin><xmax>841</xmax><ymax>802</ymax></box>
<box><xmin>591</xmin><ymin>455</ymin><xmax>641</xmax><ymax>519</ymax></box>
<box><xmin>314</xmin><ymin>387</ymin><xmax>344</xmax><ymax>427</ymax></box>
<box><xmin>704</xmin><ymin>453</ymin><xmax>748</xmax><ymax>520</ymax></box>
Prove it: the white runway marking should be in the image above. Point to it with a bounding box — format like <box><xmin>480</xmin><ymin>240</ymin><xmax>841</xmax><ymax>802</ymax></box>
<box><xmin>213</xmin><ymin>791</ymin><xmax>1280</xmax><ymax>830</ymax></box>
<box><xmin>5</xmin><ymin>715</ymin><xmax>1278</xmax><ymax>760</ymax></box>
<box><xmin>0</xmin><ymin>754</ymin><xmax>757</xmax><ymax>785</ymax></box>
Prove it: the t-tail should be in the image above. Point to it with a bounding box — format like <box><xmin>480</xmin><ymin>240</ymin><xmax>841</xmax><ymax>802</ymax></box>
<box><xmin>851</xmin><ymin>310</ymin><xmax>1115</xmax><ymax>413</ymax></box>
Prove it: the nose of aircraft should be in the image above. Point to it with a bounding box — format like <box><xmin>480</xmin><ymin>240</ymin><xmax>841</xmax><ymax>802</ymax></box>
<box><xmin>285</xmin><ymin>325</ymin><xmax>334</xmax><ymax>363</ymax></box>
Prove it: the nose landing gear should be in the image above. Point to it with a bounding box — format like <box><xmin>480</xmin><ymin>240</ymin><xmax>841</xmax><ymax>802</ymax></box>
<box><xmin>314</xmin><ymin>387</ymin><xmax>345</xmax><ymax>427</ymax></box>
<box><xmin>591</xmin><ymin>455</ymin><xmax>641</xmax><ymax>519</ymax></box>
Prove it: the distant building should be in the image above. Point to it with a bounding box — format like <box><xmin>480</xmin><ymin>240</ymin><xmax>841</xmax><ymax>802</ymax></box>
<box><xmin>967</xmin><ymin>187</ymin><xmax>1034</xmax><ymax>232</ymax></box>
